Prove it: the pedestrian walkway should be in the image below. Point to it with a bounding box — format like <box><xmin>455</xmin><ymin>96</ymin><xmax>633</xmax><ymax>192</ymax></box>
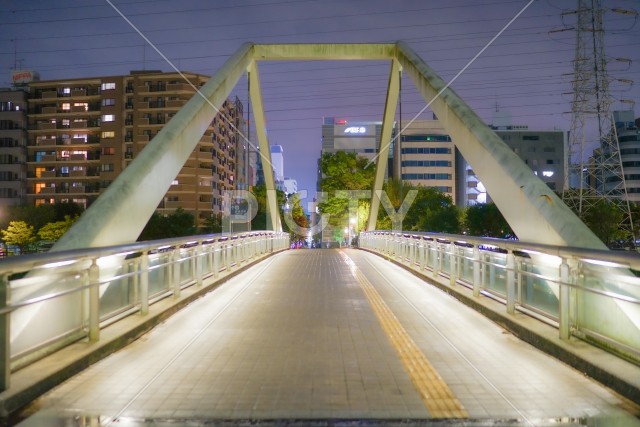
<box><xmin>14</xmin><ymin>249</ymin><xmax>640</xmax><ymax>426</ymax></box>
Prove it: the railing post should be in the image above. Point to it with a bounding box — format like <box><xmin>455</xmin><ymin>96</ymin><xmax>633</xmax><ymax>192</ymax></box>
<box><xmin>140</xmin><ymin>251</ymin><xmax>149</xmax><ymax>315</ymax></box>
<box><xmin>225</xmin><ymin>243</ymin><xmax>231</xmax><ymax>271</ymax></box>
<box><xmin>506</xmin><ymin>251</ymin><xmax>516</xmax><ymax>315</ymax></box>
<box><xmin>434</xmin><ymin>242</ymin><xmax>443</xmax><ymax>278</ymax></box>
<box><xmin>195</xmin><ymin>243</ymin><xmax>203</xmax><ymax>287</ymax></box>
<box><xmin>88</xmin><ymin>259</ymin><xmax>100</xmax><ymax>342</ymax></box>
<box><xmin>172</xmin><ymin>248</ymin><xmax>181</xmax><ymax>297</ymax></box>
<box><xmin>213</xmin><ymin>242</ymin><xmax>220</xmax><ymax>278</ymax></box>
<box><xmin>559</xmin><ymin>258</ymin><xmax>571</xmax><ymax>340</ymax></box>
<box><xmin>449</xmin><ymin>242</ymin><xmax>456</xmax><ymax>286</ymax></box>
<box><xmin>472</xmin><ymin>246</ymin><xmax>481</xmax><ymax>297</ymax></box>
<box><xmin>0</xmin><ymin>274</ymin><xmax>10</xmax><ymax>391</ymax></box>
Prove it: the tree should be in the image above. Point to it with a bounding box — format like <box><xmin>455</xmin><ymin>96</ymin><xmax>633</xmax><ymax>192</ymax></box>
<box><xmin>5</xmin><ymin>204</ymin><xmax>55</xmax><ymax>231</ymax></box>
<box><xmin>464</xmin><ymin>202</ymin><xmax>514</xmax><ymax>238</ymax></box>
<box><xmin>53</xmin><ymin>201</ymin><xmax>84</xmax><ymax>222</ymax></box>
<box><xmin>37</xmin><ymin>216</ymin><xmax>77</xmax><ymax>242</ymax></box>
<box><xmin>581</xmin><ymin>199</ymin><xmax>627</xmax><ymax>248</ymax></box>
<box><xmin>249</xmin><ymin>184</ymin><xmax>287</xmax><ymax>231</ymax></box>
<box><xmin>318</xmin><ymin>151</ymin><xmax>375</xmax><ymax>229</ymax></box>
<box><xmin>200</xmin><ymin>213</ymin><xmax>223</xmax><ymax>234</ymax></box>
<box><xmin>138</xmin><ymin>208</ymin><xmax>197</xmax><ymax>241</ymax></box>
<box><xmin>377</xmin><ymin>179</ymin><xmax>461</xmax><ymax>233</ymax></box>
<box><xmin>282</xmin><ymin>192</ymin><xmax>309</xmax><ymax>235</ymax></box>
<box><xmin>1</xmin><ymin>221</ymin><xmax>36</xmax><ymax>254</ymax></box>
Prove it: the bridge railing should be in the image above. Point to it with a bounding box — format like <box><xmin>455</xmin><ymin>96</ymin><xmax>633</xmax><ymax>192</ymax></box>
<box><xmin>0</xmin><ymin>231</ymin><xmax>289</xmax><ymax>392</ymax></box>
<box><xmin>359</xmin><ymin>231</ymin><xmax>640</xmax><ymax>364</ymax></box>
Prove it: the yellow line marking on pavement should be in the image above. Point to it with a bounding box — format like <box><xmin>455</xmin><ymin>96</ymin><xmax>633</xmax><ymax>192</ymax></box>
<box><xmin>340</xmin><ymin>251</ymin><xmax>468</xmax><ymax>419</ymax></box>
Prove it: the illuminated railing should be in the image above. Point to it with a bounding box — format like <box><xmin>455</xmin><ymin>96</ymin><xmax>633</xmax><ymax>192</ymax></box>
<box><xmin>0</xmin><ymin>231</ymin><xmax>289</xmax><ymax>392</ymax></box>
<box><xmin>359</xmin><ymin>231</ymin><xmax>640</xmax><ymax>364</ymax></box>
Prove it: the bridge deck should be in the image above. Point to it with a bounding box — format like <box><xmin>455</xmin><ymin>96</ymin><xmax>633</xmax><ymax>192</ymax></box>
<box><xmin>15</xmin><ymin>249</ymin><xmax>640</xmax><ymax>426</ymax></box>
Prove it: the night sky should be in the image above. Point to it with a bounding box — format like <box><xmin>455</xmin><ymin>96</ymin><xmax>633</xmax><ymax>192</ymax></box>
<box><xmin>1</xmin><ymin>0</ymin><xmax>638</xmax><ymax>209</ymax></box>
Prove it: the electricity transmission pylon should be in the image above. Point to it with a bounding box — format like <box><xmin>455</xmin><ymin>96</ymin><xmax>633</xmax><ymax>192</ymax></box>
<box><xmin>561</xmin><ymin>0</ymin><xmax>635</xmax><ymax>247</ymax></box>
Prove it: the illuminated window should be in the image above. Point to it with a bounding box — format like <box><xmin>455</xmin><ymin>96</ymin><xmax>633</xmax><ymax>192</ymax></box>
<box><xmin>103</xmin><ymin>147</ymin><xmax>115</xmax><ymax>155</ymax></box>
<box><xmin>102</xmin><ymin>114</ymin><xmax>115</xmax><ymax>122</ymax></box>
<box><xmin>102</xmin><ymin>98</ymin><xmax>115</xmax><ymax>106</ymax></box>
<box><xmin>101</xmin><ymin>131</ymin><xmax>115</xmax><ymax>138</ymax></box>
<box><xmin>35</xmin><ymin>182</ymin><xmax>46</xmax><ymax>194</ymax></box>
<box><xmin>35</xmin><ymin>199</ymin><xmax>45</xmax><ymax>206</ymax></box>
<box><xmin>542</xmin><ymin>171</ymin><xmax>554</xmax><ymax>177</ymax></box>
<box><xmin>74</xmin><ymin>102</ymin><xmax>88</xmax><ymax>111</ymax></box>
<box><xmin>101</xmin><ymin>82</ymin><xmax>116</xmax><ymax>90</ymax></box>
<box><xmin>63</xmin><ymin>87</ymin><xmax>70</xmax><ymax>94</ymax></box>
<box><xmin>62</xmin><ymin>119</ymin><xmax>70</xmax><ymax>128</ymax></box>
<box><xmin>73</xmin><ymin>134</ymin><xmax>87</xmax><ymax>142</ymax></box>
<box><xmin>62</xmin><ymin>103</ymin><xmax>70</xmax><ymax>110</ymax></box>
<box><xmin>35</xmin><ymin>167</ymin><xmax>46</xmax><ymax>178</ymax></box>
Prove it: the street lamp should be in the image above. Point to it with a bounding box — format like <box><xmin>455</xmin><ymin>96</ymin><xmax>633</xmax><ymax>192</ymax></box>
<box><xmin>349</xmin><ymin>216</ymin><xmax>357</xmax><ymax>247</ymax></box>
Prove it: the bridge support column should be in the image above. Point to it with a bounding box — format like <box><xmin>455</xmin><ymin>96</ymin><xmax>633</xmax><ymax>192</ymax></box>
<box><xmin>88</xmin><ymin>260</ymin><xmax>100</xmax><ymax>342</ymax></box>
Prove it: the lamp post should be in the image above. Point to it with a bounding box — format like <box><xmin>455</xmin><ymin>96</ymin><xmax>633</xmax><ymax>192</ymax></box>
<box><xmin>349</xmin><ymin>216</ymin><xmax>357</xmax><ymax>247</ymax></box>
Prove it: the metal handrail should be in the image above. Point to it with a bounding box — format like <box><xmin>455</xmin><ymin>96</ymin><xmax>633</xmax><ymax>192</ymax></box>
<box><xmin>359</xmin><ymin>230</ymin><xmax>640</xmax><ymax>365</ymax></box>
<box><xmin>0</xmin><ymin>231</ymin><xmax>290</xmax><ymax>392</ymax></box>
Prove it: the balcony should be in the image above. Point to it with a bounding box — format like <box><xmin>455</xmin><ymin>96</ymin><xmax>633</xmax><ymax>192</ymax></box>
<box><xmin>169</xmin><ymin>184</ymin><xmax>197</xmax><ymax>193</ymax></box>
<box><xmin>41</xmin><ymin>170</ymin><xmax>56</xmax><ymax>178</ymax></box>
<box><xmin>137</xmin><ymin>102</ymin><xmax>149</xmax><ymax>109</ymax></box>
<box><xmin>38</xmin><ymin>187</ymin><xmax>56</xmax><ymax>195</ymax></box>
<box><xmin>70</xmin><ymin>186</ymin><xmax>85</xmax><ymax>194</ymax></box>
<box><xmin>166</xmin><ymin>83</ymin><xmax>191</xmax><ymax>92</ymax></box>
<box><xmin>41</xmin><ymin>154</ymin><xmax>57</xmax><ymax>162</ymax></box>
<box><xmin>70</xmin><ymin>169</ymin><xmax>87</xmax><ymax>177</ymax></box>
<box><xmin>166</xmin><ymin>99</ymin><xmax>184</xmax><ymax>108</ymax></box>
<box><xmin>138</xmin><ymin>118</ymin><xmax>149</xmax><ymax>126</ymax></box>
<box><xmin>197</xmin><ymin>201</ymin><xmax>214</xmax><ymax>211</ymax></box>
<box><xmin>70</xmin><ymin>120</ymin><xmax>88</xmax><ymax>129</ymax></box>
<box><xmin>71</xmin><ymin>89</ymin><xmax>86</xmax><ymax>97</ymax></box>
<box><xmin>41</xmin><ymin>106</ymin><xmax>57</xmax><ymax>115</ymax></box>
<box><xmin>69</xmin><ymin>154</ymin><xmax>87</xmax><ymax>161</ymax></box>
<box><xmin>41</xmin><ymin>91</ymin><xmax>57</xmax><ymax>99</ymax></box>
<box><xmin>37</xmin><ymin>122</ymin><xmax>56</xmax><ymax>131</ymax></box>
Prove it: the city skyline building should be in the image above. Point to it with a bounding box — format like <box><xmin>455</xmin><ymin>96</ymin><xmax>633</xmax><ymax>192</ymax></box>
<box><xmin>16</xmin><ymin>70</ymin><xmax>244</xmax><ymax>227</ymax></box>
<box><xmin>0</xmin><ymin>88</ymin><xmax>28</xmax><ymax>208</ymax></box>
<box><xmin>270</xmin><ymin>144</ymin><xmax>284</xmax><ymax>183</ymax></box>
<box><xmin>397</xmin><ymin>120</ymin><xmax>457</xmax><ymax>202</ymax></box>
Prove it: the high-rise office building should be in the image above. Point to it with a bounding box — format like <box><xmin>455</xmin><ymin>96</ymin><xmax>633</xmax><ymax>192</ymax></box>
<box><xmin>597</xmin><ymin>109</ymin><xmax>640</xmax><ymax>202</ymax></box>
<box><xmin>270</xmin><ymin>145</ymin><xmax>284</xmax><ymax>183</ymax></box>
<box><xmin>397</xmin><ymin>120</ymin><xmax>456</xmax><ymax>201</ymax></box>
<box><xmin>25</xmin><ymin>71</ymin><xmax>244</xmax><ymax>226</ymax></box>
<box><xmin>461</xmin><ymin>114</ymin><xmax>566</xmax><ymax>206</ymax></box>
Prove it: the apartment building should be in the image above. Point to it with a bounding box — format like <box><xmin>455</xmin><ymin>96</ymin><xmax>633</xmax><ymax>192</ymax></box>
<box><xmin>26</xmin><ymin>71</ymin><xmax>244</xmax><ymax>226</ymax></box>
<box><xmin>0</xmin><ymin>88</ymin><xmax>28</xmax><ymax>208</ymax></box>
